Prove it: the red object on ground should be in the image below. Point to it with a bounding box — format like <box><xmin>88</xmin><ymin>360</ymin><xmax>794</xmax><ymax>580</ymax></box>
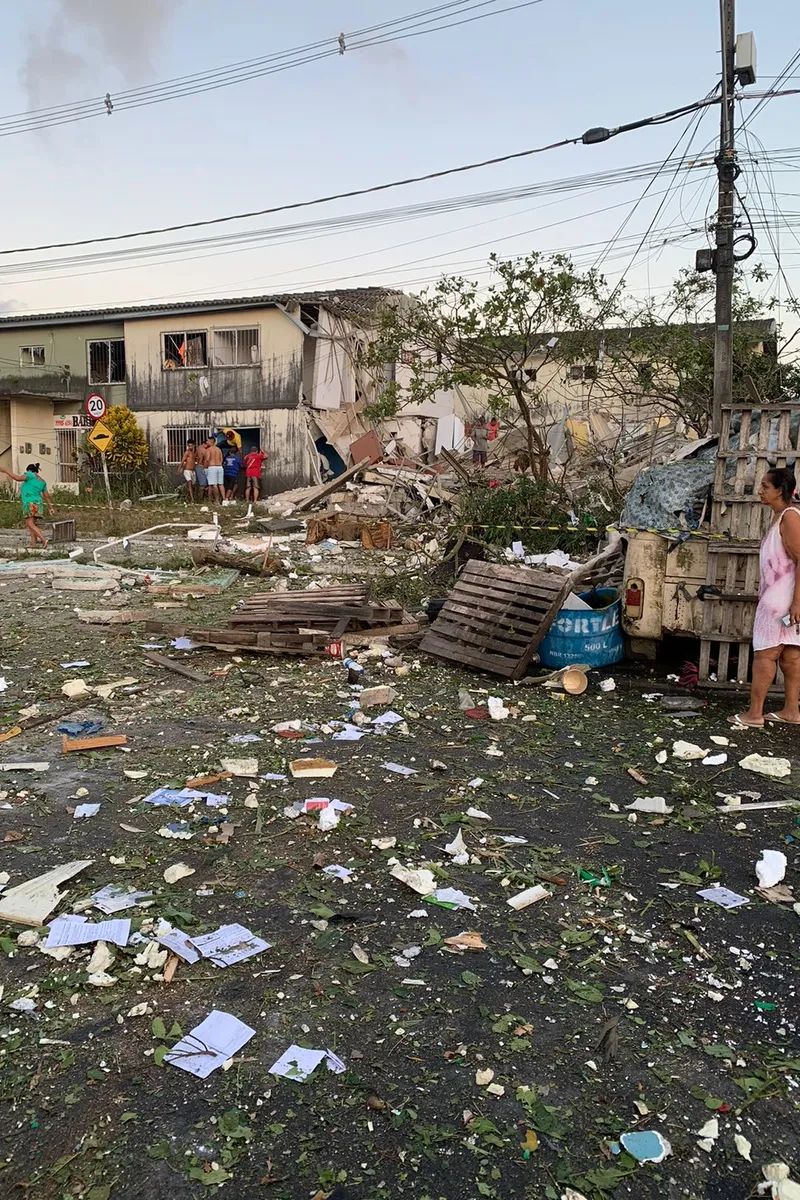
<box><xmin>465</xmin><ymin>707</ymin><xmax>490</xmax><ymax>720</ymax></box>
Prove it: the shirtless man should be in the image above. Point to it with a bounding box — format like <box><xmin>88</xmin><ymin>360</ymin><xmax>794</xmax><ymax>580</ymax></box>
<box><xmin>194</xmin><ymin>438</ymin><xmax>210</xmax><ymax>499</ymax></box>
<box><xmin>179</xmin><ymin>440</ymin><xmax>196</xmax><ymax>502</ymax></box>
<box><xmin>206</xmin><ymin>439</ymin><xmax>225</xmax><ymax>504</ymax></box>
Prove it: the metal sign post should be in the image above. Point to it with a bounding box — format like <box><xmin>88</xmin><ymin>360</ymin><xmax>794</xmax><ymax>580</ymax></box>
<box><xmin>88</xmin><ymin>420</ymin><xmax>114</xmax><ymax>512</ymax></box>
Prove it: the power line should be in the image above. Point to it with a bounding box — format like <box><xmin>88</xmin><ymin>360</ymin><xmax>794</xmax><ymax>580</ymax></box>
<box><xmin>740</xmin><ymin>123</ymin><xmax>800</xmax><ymax>310</ymax></box>
<box><xmin>0</xmin><ymin>152</ymin><xmax>734</xmax><ymax>281</ymax></box>
<box><xmin>0</xmin><ymin>93</ymin><xmax>740</xmax><ymax>258</ymax></box>
<box><xmin>0</xmin><ymin>0</ymin><xmax>476</xmax><ymax>121</ymax></box>
<box><xmin>6</xmin><ymin>142</ymin><xmax>797</xmax><ymax>284</ymax></box>
<box><xmin>590</xmin><ymin>93</ymin><xmax>716</xmax><ymax>320</ymax></box>
<box><xmin>0</xmin><ymin>1</ymin><xmax>543</xmax><ymax>137</ymax></box>
<box><xmin>740</xmin><ymin>47</ymin><xmax>800</xmax><ymax>129</ymax></box>
<box><xmin>0</xmin><ymin>216</ymin><xmax>713</xmax><ymax>317</ymax></box>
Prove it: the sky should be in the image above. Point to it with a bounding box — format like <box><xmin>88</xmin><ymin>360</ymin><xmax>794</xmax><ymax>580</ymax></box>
<box><xmin>0</xmin><ymin>0</ymin><xmax>797</xmax><ymax>327</ymax></box>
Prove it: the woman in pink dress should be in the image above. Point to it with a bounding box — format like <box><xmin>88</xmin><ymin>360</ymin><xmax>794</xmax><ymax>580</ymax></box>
<box><xmin>733</xmin><ymin>466</ymin><xmax>800</xmax><ymax>727</ymax></box>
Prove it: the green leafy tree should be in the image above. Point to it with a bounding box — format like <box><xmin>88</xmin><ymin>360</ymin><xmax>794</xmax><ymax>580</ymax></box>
<box><xmin>102</xmin><ymin>405</ymin><xmax>149</xmax><ymax>472</ymax></box>
<box><xmin>364</xmin><ymin>252</ymin><xmax>610</xmax><ymax>479</ymax></box>
<box><xmin>80</xmin><ymin>405</ymin><xmax>149</xmax><ymax>498</ymax></box>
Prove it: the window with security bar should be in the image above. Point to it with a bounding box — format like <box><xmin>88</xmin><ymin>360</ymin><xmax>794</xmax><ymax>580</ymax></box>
<box><xmin>165</xmin><ymin>427</ymin><xmax>210</xmax><ymax>464</ymax></box>
<box><xmin>56</xmin><ymin>428</ymin><xmax>80</xmax><ymax>483</ymax></box>
<box><xmin>212</xmin><ymin>327</ymin><xmax>260</xmax><ymax>366</ymax></box>
<box><xmin>162</xmin><ymin>331</ymin><xmax>208</xmax><ymax>369</ymax></box>
<box><xmin>88</xmin><ymin>339</ymin><xmax>125</xmax><ymax>384</ymax></box>
<box><xmin>20</xmin><ymin>345</ymin><xmax>45</xmax><ymax>367</ymax></box>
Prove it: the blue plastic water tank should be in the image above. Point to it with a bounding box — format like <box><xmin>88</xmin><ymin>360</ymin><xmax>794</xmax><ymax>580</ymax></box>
<box><xmin>538</xmin><ymin>587</ymin><xmax>624</xmax><ymax>669</ymax></box>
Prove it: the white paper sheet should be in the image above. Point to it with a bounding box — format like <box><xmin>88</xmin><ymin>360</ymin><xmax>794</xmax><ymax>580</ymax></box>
<box><xmin>45</xmin><ymin>916</ymin><xmax>131</xmax><ymax>947</ymax></box>
<box><xmin>203</xmin><ymin>792</ymin><xmax>230</xmax><ymax>808</ymax></box>
<box><xmin>697</xmin><ymin>887</ymin><xmax>750</xmax><ymax>909</ymax></box>
<box><xmin>371</xmin><ymin>711</ymin><xmax>404</xmax><ymax>727</ymax></box>
<box><xmin>165</xmin><ymin>1010</ymin><xmax>256</xmax><ymax>1078</ymax></box>
<box><xmin>429</xmin><ymin>887</ymin><xmax>476</xmax><ymax>911</ymax></box>
<box><xmin>191</xmin><ymin>924</ymin><xmax>271</xmax><ymax>968</ymax></box>
<box><xmin>383</xmin><ymin>762</ymin><xmax>417</xmax><ymax>776</ymax></box>
<box><xmin>268</xmin><ymin>1044</ymin><xmax>346</xmax><ymax>1083</ymax></box>
<box><xmin>171</xmin><ymin>637</ymin><xmax>199</xmax><ymax>651</ymax></box>
<box><xmin>332</xmin><ymin>724</ymin><xmax>366</xmax><ymax>742</ymax></box>
<box><xmin>90</xmin><ymin>885</ymin><xmax>153</xmax><ymax>914</ymax></box>
<box><xmin>142</xmin><ymin>787</ymin><xmax>196</xmax><ymax>807</ymax></box>
<box><xmin>158</xmin><ymin>923</ymin><xmax>270</xmax><ymax>967</ymax></box>
<box><xmin>157</xmin><ymin>927</ymin><xmax>201</xmax><ymax>963</ymax></box>
<box><xmin>322</xmin><ymin>865</ymin><xmax>353</xmax><ymax>881</ymax></box>
<box><xmin>73</xmin><ymin>803</ymin><xmax>101</xmax><ymax>819</ymax></box>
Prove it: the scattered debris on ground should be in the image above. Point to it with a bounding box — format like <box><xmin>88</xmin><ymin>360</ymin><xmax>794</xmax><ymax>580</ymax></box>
<box><xmin>0</xmin><ymin>475</ymin><xmax>797</xmax><ymax>1200</ymax></box>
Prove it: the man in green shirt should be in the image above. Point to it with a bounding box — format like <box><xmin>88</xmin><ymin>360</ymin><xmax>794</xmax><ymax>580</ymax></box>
<box><xmin>0</xmin><ymin>462</ymin><xmax>54</xmax><ymax>548</ymax></box>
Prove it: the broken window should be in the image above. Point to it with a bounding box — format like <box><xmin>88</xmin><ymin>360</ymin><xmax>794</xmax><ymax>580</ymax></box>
<box><xmin>20</xmin><ymin>345</ymin><xmax>45</xmax><ymax>367</ymax></box>
<box><xmin>88</xmin><ymin>339</ymin><xmax>125</xmax><ymax>384</ymax></box>
<box><xmin>211</xmin><ymin>328</ymin><xmax>260</xmax><ymax>367</ymax></box>
<box><xmin>162</xmin><ymin>331</ymin><xmax>208</xmax><ymax>370</ymax></box>
<box><xmin>568</xmin><ymin>364</ymin><xmax>597</xmax><ymax>383</ymax></box>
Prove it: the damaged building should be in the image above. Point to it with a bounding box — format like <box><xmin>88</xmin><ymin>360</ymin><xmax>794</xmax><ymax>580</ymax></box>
<box><xmin>0</xmin><ymin>289</ymin><xmax>466</xmax><ymax>493</ymax></box>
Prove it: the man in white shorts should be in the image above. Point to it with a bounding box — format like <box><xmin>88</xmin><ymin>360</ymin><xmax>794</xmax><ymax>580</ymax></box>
<box><xmin>205</xmin><ymin>440</ymin><xmax>225</xmax><ymax>503</ymax></box>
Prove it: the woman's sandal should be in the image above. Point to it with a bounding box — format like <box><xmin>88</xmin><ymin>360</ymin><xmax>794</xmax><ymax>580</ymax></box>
<box><xmin>765</xmin><ymin>711</ymin><xmax>800</xmax><ymax>724</ymax></box>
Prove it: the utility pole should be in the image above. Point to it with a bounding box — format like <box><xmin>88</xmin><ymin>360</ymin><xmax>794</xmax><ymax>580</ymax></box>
<box><xmin>711</xmin><ymin>0</ymin><xmax>737</xmax><ymax>435</ymax></box>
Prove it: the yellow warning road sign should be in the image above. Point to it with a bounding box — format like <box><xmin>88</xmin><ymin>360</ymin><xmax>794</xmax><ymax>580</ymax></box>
<box><xmin>88</xmin><ymin>419</ymin><xmax>114</xmax><ymax>454</ymax></box>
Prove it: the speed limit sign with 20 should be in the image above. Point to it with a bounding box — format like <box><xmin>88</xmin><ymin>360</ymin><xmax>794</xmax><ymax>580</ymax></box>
<box><xmin>85</xmin><ymin>392</ymin><xmax>107</xmax><ymax>422</ymax></box>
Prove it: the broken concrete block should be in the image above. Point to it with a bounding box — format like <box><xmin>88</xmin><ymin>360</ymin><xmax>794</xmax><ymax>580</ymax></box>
<box><xmin>359</xmin><ymin>685</ymin><xmax>398</xmax><ymax>709</ymax></box>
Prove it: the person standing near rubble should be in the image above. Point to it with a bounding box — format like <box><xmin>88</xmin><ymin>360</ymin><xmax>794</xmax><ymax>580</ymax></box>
<box><xmin>223</xmin><ymin>443</ymin><xmax>243</xmax><ymax>501</ymax></box>
<box><xmin>0</xmin><ymin>462</ymin><xmax>55</xmax><ymax>548</ymax></box>
<box><xmin>733</xmin><ymin>466</ymin><xmax>800</xmax><ymax>727</ymax></box>
<box><xmin>244</xmin><ymin>444</ymin><xmax>268</xmax><ymax>501</ymax></box>
<box><xmin>422</xmin><ymin>418</ymin><xmax>437</xmax><ymax>464</ymax></box>
<box><xmin>179</xmin><ymin>440</ymin><xmax>197</xmax><ymax>502</ymax></box>
<box><xmin>205</xmin><ymin>439</ymin><xmax>225</xmax><ymax>504</ymax></box>
<box><xmin>194</xmin><ymin>438</ymin><xmax>210</xmax><ymax>499</ymax></box>
<box><xmin>472</xmin><ymin>414</ymin><xmax>489</xmax><ymax>467</ymax></box>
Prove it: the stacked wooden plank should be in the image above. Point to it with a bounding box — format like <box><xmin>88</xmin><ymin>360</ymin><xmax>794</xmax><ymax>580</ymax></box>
<box><xmin>699</xmin><ymin>401</ymin><xmax>800</xmax><ymax>686</ymax></box>
<box><xmin>420</xmin><ymin>559</ymin><xmax>570</xmax><ymax>678</ymax></box>
<box><xmin>145</xmin><ymin>585</ymin><xmax>418</xmax><ymax>658</ymax></box>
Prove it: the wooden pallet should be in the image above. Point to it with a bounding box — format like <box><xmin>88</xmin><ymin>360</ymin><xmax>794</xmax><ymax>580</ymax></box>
<box><xmin>699</xmin><ymin>401</ymin><xmax>800</xmax><ymax>685</ymax></box>
<box><xmin>144</xmin><ymin>621</ymin><xmax>334</xmax><ymax>656</ymax></box>
<box><xmin>712</xmin><ymin>402</ymin><xmax>800</xmax><ymax>539</ymax></box>
<box><xmin>230</xmin><ymin>603</ymin><xmax>402</xmax><ymax>629</ymax></box>
<box><xmin>231</xmin><ymin>585</ymin><xmax>401</xmax><ymax>632</ymax></box>
<box><xmin>420</xmin><ymin>559</ymin><xmax>570</xmax><ymax>678</ymax></box>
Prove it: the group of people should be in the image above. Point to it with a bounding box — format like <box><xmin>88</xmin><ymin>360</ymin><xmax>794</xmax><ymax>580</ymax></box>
<box><xmin>179</xmin><ymin>428</ymin><xmax>267</xmax><ymax>504</ymax></box>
